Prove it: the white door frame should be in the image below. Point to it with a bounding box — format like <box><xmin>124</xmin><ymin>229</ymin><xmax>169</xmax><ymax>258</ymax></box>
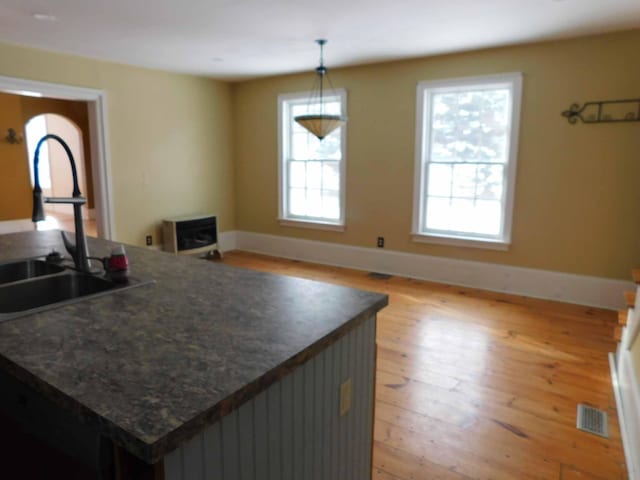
<box><xmin>0</xmin><ymin>75</ymin><xmax>115</xmax><ymax>240</ymax></box>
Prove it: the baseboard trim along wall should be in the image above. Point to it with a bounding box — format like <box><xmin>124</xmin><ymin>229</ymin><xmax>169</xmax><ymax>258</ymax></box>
<box><xmin>228</xmin><ymin>230</ymin><xmax>632</xmax><ymax>310</ymax></box>
<box><xmin>218</xmin><ymin>230</ymin><xmax>237</xmax><ymax>253</ymax></box>
<box><xmin>0</xmin><ymin>219</ymin><xmax>34</xmax><ymax>235</ymax></box>
<box><xmin>610</xmin><ymin>351</ymin><xmax>640</xmax><ymax>480</ymax></box>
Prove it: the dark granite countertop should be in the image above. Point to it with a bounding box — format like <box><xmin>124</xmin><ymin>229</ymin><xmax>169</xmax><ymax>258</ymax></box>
<box><xmin>0</xmin><ymin>230</ymin><xmax>388</xmax><ymax>464</ymax></box>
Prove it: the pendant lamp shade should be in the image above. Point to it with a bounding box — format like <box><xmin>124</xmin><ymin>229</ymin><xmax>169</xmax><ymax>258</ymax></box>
<box><xmin>294</xmin><ymin>114</ymin><xmax>345</xmax><ymax>140</ymax></box>
<box><xmin>294</xmin><ymin>39</ymin><xmax>347</xmax><ymax>140</ymax></box>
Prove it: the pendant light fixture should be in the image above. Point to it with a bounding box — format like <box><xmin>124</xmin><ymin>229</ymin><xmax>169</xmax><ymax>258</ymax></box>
<box><xmin>294</xmin><ymin>39</ymin><xmax>347</xmax><ymax>140</ymax></box>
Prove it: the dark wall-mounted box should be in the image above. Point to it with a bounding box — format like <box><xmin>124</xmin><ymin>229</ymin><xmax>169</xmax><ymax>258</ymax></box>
<box><xmin>162</xmin><ymin>214</ymin><xmax>221</xmax><ymax>257</ymax></box>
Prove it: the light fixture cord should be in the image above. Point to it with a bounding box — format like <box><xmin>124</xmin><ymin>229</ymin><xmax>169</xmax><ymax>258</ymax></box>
<box><xmin>317</xmin><ymin>39</ymin><xmax>327</xmax><ymax>115</ymax></box>
<box><xmin>320</xmin><ymin>42</ymin><xmax>323</xmax><ymax>114</ymax></box>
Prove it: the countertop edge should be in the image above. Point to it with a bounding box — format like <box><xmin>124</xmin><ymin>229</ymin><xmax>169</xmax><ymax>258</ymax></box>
<box><xmin>0</xmin><ymin>353</ymin><xmax>153</xmax><ymax>462</ymax></box>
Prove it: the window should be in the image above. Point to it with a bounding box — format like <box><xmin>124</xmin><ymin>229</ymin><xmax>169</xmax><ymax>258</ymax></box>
<box><xmin>412</xmin><ymin>73</ymin><xmax>522</xmax><ymax>249</ymax></box>
<box><xmin>278</xmin><ymin>90</ymin><xmax>347</xmax><ymax>230</ymax></box>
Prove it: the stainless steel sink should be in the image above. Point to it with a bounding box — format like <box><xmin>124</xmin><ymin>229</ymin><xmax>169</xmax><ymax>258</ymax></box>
<box><xmin>0</xmin><ymin>259</ymin><xmax>66</xmax><ymax>285</ymax></box>
<box><xmin>0</xmin><ymin>261</ymin><xmax>154</xmax><ymax>321</ymax></box>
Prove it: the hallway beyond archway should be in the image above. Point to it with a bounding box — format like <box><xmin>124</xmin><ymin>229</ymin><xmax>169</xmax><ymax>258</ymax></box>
<box><xmin>25</xmin><ymin>113</ymin><xmax>97</xmax><ymax>237</ymax></box>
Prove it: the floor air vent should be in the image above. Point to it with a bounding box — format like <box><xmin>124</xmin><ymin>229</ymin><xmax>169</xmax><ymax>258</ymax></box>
<box><xmin>368</xmin><ymin>272</ymin><xmax>392</xmax><ymax>280</ymax></box>
<box><xmin>576</xmin><ymin>404</ymin><xmax>609</xmax><ymax>438</ymax></box>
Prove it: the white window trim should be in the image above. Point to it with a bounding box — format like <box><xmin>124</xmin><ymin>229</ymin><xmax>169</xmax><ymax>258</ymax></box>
<box><xmin>278</xmin><ymin>219</ymin><xmax>345</xmax><ymax>232</ymax></box>
<box><xmin>277</xmin><ymin>89</ymin><xmax>347</xmax><ymax>231</ymax></box>
<box><xmin>411</xmin><ymin>72</ymin><xmax>523</xmax><ymax>250</ymax></box>
<box><xmin>411</xmin><ymin>233</ymin><xmax>509</xmax><ymax>251</ymax></box>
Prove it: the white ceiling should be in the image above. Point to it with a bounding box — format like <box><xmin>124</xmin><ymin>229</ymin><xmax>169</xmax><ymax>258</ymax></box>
<box><xmin>1</xmin><ymin>0</ymin><xmax>639</xmax><ymax>81</ymax></box>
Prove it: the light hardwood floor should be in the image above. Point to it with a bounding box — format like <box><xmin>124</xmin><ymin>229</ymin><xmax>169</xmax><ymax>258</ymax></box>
<box><xmin>220</xmin><ymin>251</ymin><xmax>627</xmax><ymax>480</ymax></box>
<box><xmin>54</xmin><ymin>211</ymin><xmax>98</xmax><ymax>237</ymax></box>
<box><xmin>36</xmin><ymin>211</ymin><xmax>98</xmax><ymax>237</ymax></box>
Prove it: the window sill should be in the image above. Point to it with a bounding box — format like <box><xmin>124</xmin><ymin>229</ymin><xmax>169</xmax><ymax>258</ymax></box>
<box><xmin>412</xmin><ymin>233</ymin><xmax>509</xmax><ymax>251</ymax></box>
<box><xmin>278</xmin><ymin>218</ymin><xmax>345</xmax><ymax>232</ymax></box>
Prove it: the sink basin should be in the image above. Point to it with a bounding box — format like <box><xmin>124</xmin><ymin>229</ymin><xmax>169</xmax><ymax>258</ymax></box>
<box><xmin>0</xmin><ymin>259</ymin><xmax>66</xmax><ymax>285</ymax></box>
<box><xmin>0</xmin><ymin>271</ymin><xmax>153</xmax><ymax>321</ymax></box>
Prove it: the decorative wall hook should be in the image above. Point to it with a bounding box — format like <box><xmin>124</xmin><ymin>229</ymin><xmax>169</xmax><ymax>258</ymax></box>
<box><xmin>561</xmin><ymin>98</ymin><xmax>640</xmax><ymax>124</ymax></box>
<box><xmin>5</xmin><ymin>128</ymin><xmax>24</xmax><ymax>144</ymax></box>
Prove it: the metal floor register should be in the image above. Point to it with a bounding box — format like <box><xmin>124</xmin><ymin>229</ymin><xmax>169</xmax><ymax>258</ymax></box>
<box><xmin>576</xmin><ymin>403</ymin><xmax>609</xmax><ymax>438</ymax></box>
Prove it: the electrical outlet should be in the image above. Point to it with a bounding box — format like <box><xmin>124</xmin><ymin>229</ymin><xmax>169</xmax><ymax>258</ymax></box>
<box><xmin>340</xmin><ymin>378</ymin><xmax>352</xmax><ymax>416</ymax></box>
<box><xmin>377</xmin><ymin>237</ymin><xmax>384</xmax><ymax>248</ymax></box>
<box><xmin>146</xmin><ymin>235</ymin><xmax>152</xmax><ymax>246</ymax></box>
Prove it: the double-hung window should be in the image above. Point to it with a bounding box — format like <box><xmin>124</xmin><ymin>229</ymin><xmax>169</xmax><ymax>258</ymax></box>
<box><xmin>278</xmin><ymin>90</ymin><xmax>347</xmax><ymax>230</ymax></box>
<box><xmin>413</xmin><ymin>73</ymin><xmax>522</xmax><ymax>249</ymax></box>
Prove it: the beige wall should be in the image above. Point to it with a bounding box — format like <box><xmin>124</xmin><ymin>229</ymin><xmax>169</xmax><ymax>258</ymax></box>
<box><xmin>0</xmin><ymin>93</ymin><xmax>32</xmax><ymax>220</ymax></box>
<box><xmin>0</xmin><ymin>42</ymin><xmax>235</xmax><ymax>246</ymax></box>
<box><xmin>233</xmin><ymin>29</ymin><xmax>640</xmax><ymax>280</ymax></box>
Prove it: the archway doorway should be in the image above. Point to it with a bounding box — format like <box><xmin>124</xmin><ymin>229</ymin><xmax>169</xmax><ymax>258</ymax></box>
<box><xmin>25</xmin><ymin>114</ymin><xmax>97</xmax><ymax>237</ymax></box>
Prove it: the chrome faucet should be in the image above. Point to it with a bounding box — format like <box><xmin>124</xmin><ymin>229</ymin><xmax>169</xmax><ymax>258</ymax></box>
<box><xmin>31</xmin><ymin>134</ymin><xmax>92</xmax><ymax>273</ymax></box>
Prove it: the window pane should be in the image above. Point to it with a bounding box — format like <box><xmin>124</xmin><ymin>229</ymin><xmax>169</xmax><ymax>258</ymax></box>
<box><xmin>424</xmin><ymin>197</ymin><xmax>454</xmax><ymax>231</ymax></box>
<box><xmin>471</xmin><ymin>200</ymin><xmax>502</xmax><ymax>235</ymax></box>
<box><xmin>430</xmin><ymin>88</ymin><xmax>510</xmax><ymax>164</ymax></box>
<box><xmin>289</xmin><ymin>161</ymin><xmax>306</xmax><ymax>188</ymax></box>
<box><xmin>316</xmin><ymin>132</ymin><xmax>342</xmax><ymax>160</ymax></box>
<box><xmin>322</xmin><ymin>190</ymin><xmax>340</xmax><ymax>220</ymax></box>
<box><xmin>425</xmin><ymin>197</ymin><xmax>502</xmax><ymax>236</ymax></box>
<box><xmin>427</xmin><ymin>164</ymin><xmax>452</xmax><ymax>197</ymax></box>
<box><xmin>476</xmin><ymin>164</ymin><xmax>504</xmax><ymax>201</ymax></box>
<box><xmin>306</xmin><ymin>161</ymin><xmax>322</xmax><ymax>189</ymax></box>
<box><xmin>322</xmin><ymin>161</ymin><xmax>340</xmax><ymax>191</ymax></box>
<box><xmin>289</xmin><ymin>188</ymin><xmax>306</xmax><ymax>216</ymax></box>
<box><xmin>306</xmin><ymin>189</ymin><xmax>323</xmax><ymax>218</ymax></box>
<box><xmin>290</xmin><ymin>125</ymin><xmax>341</xmax><ymax>161</ymax></box>
<box><xmin>294</xmin><ymin>100</ymin><xmax>341</xmax><ymax>116</ymax></box>
<box><xmin>451</xmin><ymin>164</ymin><xmax>477</xmax><ymax>198</ymax></box>
<box><xmin>292</xmin><ymin>132</ymin><xmax>320</xmax><ymax>159</ymax></box>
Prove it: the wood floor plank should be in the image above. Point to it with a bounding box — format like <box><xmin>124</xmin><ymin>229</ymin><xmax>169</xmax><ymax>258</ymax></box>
<box><xmin>624</xmin><ymin>291</ymin><xmax>636</xmax><ymax>308</ymax></box>
<box><xmin>218</xmin><ymin>251</ymin><xmax>627</xmax><ymax>480</ymax></box>
<box><xmin>614</xmin><ymin>326</ymin><xmax>622</xmax><ymax>342</ymax></box>
<box><xmin>618</xmin><ymin>309</ymin><xmax>628</xmax><ymax>326</ymax></box>
<box><xmin>375</xmin><ymin>417</ymin><xmax>561</xmax><ymax>480</ymax></box>
<box><xmin>372</xmin><ymin>467</ymin><xmax>404</xmax><ymax>480</ymax></box>
<box><xmin>373</xmin><ymin>441</ymin><xmax>472</xmax><ymax>480</ymax></box>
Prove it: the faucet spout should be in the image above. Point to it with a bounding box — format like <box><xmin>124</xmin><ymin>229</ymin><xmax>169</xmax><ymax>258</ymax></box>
<box><xmin>32</xmin><ymin>134</ymin><xmax>91</xmax><ymax>273</ymax></box>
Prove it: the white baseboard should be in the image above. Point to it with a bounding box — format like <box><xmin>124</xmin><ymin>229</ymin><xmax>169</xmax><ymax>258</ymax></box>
<box><xmin>0</xmin><ymin>219</ymin><xmax>35</xmax><ymax>235</ymax></box>
<box><xmin>232</xmin><ymin>230</ymin><xmax>632</xmax><ymax>309</ymax></box>
<box><xmin>218</xmin><ymin>230</ymin><xmax>237</xmax><ymax>253</ymax></box>
<box><xmin>610</xmin><ymin>351</ymin><xmax>640</xmax><ymax>479</ymax></box>
<box><xmin>147</xmin><ymin>231</ymin><xmax>237</xmax><ymax>255</ymax></box>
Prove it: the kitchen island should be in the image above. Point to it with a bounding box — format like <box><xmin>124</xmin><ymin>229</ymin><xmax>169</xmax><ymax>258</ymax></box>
<box><xmin>0</xmin><ymin>230</ymin><xmax>387</xmax><ymax>479</ymax></box>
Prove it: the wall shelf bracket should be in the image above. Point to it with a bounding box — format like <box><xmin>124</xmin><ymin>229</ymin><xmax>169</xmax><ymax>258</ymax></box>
<box><xmin>561</xmin><ymin>98</ymin><xmax>640</xmax><ymax>124</ymax></box>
